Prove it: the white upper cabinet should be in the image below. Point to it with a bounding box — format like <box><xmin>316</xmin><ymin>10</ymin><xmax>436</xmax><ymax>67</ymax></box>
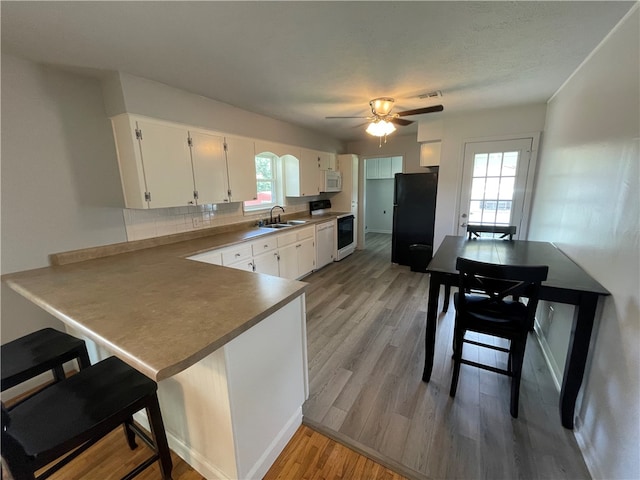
<box><xmin>365</xmin><ymin>157</ymin><xmax>402</xmax><ymax>180</ymax></box>
<box><xmin>189</xmin><ymin>130</ymin><xmax>229</xmax><ymax>205</ymax></box>
<box><xmin>318</xmin><ymin>151</ymin><xmax>337</xmax><ymax>171</ymax></box>
<box><xmin>112</xmin><ymin>114</ymin><xmax>195</xmax><ymax>209</ymax></box>
<box><xmin>284</xmin><ymin>149</ymin><xmax>321</xmax><ymax>197</ymax></box>
<box><xmin>225</xmin><ymin>136</ymin><xmax>257</xmax><ymax>202</ymax></box>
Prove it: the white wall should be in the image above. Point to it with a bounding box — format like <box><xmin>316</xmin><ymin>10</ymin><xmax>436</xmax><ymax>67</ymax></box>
<box><xmin>0</xmin><ymin>58</ymin><xmax>345</xmax><ymax>353</ymax></box>
<box><xmin>349</xmin><ymin>106</ymin><xmax>547</xmax><ymax>249</ymax></box>
<box><xmin>1</xmin><ymin>54</ymin><xmax>128</xmax><ymax>345</ymax></box>
<box><xmin>527</xmin><ymin>7</ymin><xmax>639</xmax><ymax>480</ymax></box>
<box><xmin>105</xmin><ymin>72</ymin><xmax>344</xmax><ymax>153</ymax></box>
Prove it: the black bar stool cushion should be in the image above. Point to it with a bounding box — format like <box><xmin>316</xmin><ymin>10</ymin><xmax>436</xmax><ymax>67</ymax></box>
<box><xmin>1</xmin><ymin>328</ymin><xmax>90</xmax><ymax>391</ymax></box>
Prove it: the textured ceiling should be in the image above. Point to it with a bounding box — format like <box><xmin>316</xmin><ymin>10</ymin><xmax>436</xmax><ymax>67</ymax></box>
<box><xmin>1</xmin><ymin>1</ymin><xmax>635</xmax><ymax>141</ymax></box>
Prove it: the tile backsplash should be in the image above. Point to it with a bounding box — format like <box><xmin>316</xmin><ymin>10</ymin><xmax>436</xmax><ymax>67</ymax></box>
<box><xmin>123</xmin><ymin>196</ymin><xmax>319</xmax><ymax>241</ymax></box>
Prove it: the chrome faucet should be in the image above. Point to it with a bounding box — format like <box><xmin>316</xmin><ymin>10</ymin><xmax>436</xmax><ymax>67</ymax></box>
<box><xmin>269</xmin><ymin>205</ymin><xmax>285</xmax><ymax>224</ymax></box>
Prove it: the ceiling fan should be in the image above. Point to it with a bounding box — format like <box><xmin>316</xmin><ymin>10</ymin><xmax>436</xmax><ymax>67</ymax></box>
<box><xmin>326</xmin><ymin>97</ymin><xmax>444</xmax><ymax>139</ymax></box>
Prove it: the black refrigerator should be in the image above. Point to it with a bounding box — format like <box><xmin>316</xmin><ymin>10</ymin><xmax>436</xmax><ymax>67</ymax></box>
<box><xmin>391</xmin><ymin>168</ymin><xmax>438</xmax><ymax>267</ymax></box>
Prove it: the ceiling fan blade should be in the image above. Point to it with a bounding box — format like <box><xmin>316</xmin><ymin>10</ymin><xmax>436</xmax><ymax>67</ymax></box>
<box><xmin>325</xmin><ymin>116</ymin><xmax>370</xmax><ymax>119</ymax></box>
<box><xmin>390</xmin><ymin>118</ymin><xmax>414</xmax><ymax>126</ymax></box>
<box><xmin>395</xmin><ymin>105</ymin><xmax>444</xmax><ymax>117</ymax></box>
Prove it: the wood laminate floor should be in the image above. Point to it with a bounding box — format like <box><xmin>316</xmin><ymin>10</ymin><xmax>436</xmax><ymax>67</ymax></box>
<box><xmin>301</xmin><ymin>232</ymin><xmax>591</xmax><ymax>480</ymax></box>
<box><xmin>4</xmin><ymin>233</ymin><xmax>591</xmax><ymax>480</ymax></box>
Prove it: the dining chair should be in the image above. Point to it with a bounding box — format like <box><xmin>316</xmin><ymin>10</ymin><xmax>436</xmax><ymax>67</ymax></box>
<box><xmin>1</xmin><ymin>356</ymin><xmax>173</xmax><ymax>480</ymax></box>
<box><xmin>467</xmin><ymin>224</ymin><xmax>516</xmax><ymax>240</ymax></box>
<box><xmin>1</xmin><ymin>328</ymin><xmax>91</xmax><ymax>403</ymax></box>
<box><xmin>450</xmin><ymin>257</ymin><xmax>548</xmax><ymax>418</ymax></box>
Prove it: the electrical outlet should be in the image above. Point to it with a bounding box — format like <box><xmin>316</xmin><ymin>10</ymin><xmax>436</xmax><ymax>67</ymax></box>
<box><xmin>192</xmin><ymin>217</ymin><xmax>201</xmax><ymax>228</ymax></box>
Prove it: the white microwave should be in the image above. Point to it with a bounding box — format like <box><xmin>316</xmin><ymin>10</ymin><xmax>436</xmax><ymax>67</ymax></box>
<box><xmin>322</xmin><ymin>170</ymin><xmax>342</xmax><ymax>192</ymax></box>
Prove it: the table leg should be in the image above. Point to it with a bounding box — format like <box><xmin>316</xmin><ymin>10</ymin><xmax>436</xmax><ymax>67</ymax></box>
<box><xmin>560</xmin><ymin>293</ymin><xmax>598</xmax><ymax>429</ymax></box>
<box><xmin>443</xmin><ymin>285</ymin><xmax>451</xmax><ymax>313</ymax></box>
<box><xmin>422</xmin><ymin>275</ymin><xmax>441</xmax><ymax>382</ymax></box>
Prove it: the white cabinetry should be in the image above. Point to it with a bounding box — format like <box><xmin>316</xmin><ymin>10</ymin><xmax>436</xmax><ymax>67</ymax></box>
<box><xmin>318</xmin><ymin>152</ymin><xmax>337</xmax><ymax>171</ymax></box>
<box><xmin>365</xmin><ymin>156</ymin><xmax>403</xmax><ymax>179</ymax></box>
<box><xmin>251</xmin><ymin>237</ymin><xmax>279</xmax><ymax>276</ymax></box>
<box><xmin>189</xmin><ymin>130</ymin><xmax>229</xmax><ymax>205</ymax></box>
<box><xmin>112</xmin><ymin>115</ymin><xmax>195</xmax><ymax>208</ymax></box>
<box><xmin>278</xmin><ymin>227</ymin><xmax>316</xmax><ymax>279</ymax></box>
<box><xmin>111</xmin><ymin>114</ymin><xmax>257</xmax><ymax>208</ymax></box>
<box><xmin>188</xmin><ymin>226</ymin><xmax>316</xmax><ymax>279</ymax></box>
<box><xmin>284</xmin><ymin>150</ymin><xmax>321</xmax><ymax>197</ymax></box>
<box><xmin>225</xmin><ymin>136</ymin><xmax>258</xmax><ymax>202</ymax></box>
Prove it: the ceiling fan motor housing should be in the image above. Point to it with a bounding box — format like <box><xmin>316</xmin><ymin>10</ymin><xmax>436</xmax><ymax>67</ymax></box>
<box><xmin>370</xmin><ymin>97</ymin><xmax>395</xmax><ymax>116</ymax></box>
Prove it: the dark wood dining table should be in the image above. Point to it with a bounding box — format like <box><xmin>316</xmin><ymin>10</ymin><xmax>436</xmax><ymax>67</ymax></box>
<box><xmin>422</xmin><ymin>235</ymin><xmax>610</xmax><ymax>429</ymax></box>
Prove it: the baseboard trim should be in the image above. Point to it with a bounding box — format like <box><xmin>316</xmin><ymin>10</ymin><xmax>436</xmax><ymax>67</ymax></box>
<box><xmin>533</xmin><ymin>321</ymin><xmax>562</xmax><ymax>392</ymax></box>
<box><xmin>303</xmin><ymin>417</ymin><xmax>431</xmax><ymax>480</ymax></box>
<box><xmin>243</xmin><ymin>407</ymin><xmax>302</xmax><ymax>480</ymax></box>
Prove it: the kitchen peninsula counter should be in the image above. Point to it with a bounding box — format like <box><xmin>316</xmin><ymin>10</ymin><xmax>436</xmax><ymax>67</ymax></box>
<box><xmin>2</xmin><ymin>215</ymin><xmax>345</xmax><ymax>480</ymax></box>
<box><xmin>3</xmin><ymin>225</ymin><xmax>311</xmax><ymax>382</ymax></box>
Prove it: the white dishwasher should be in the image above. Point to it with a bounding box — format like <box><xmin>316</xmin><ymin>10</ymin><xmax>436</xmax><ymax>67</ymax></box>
<box><xmin>316</xmin><ymin>220</ymin><xmax>336</xmax><ymax>269</ymax></box>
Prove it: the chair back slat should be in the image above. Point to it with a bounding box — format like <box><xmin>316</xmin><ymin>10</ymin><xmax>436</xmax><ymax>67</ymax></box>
<box><xmin>456</xmin><ymin>257</ymin><xmax>548</xmax><ymax>325</ymax></box>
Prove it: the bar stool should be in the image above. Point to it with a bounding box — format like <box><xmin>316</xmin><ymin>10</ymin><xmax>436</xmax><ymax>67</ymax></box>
<box><xmin>1</xmin><ymin>328</ymin><xmax>91</xmax><ymax>396</ymax></box>
<box><xmin>1</xmin><ymin>356</ymin><xmax>173</xmax><ymax>480</ymax></box>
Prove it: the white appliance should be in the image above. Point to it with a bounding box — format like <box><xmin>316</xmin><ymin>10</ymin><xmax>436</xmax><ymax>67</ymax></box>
<box><xmin>321</xmin><ymin>170</ymin><xmax>342</xmax><ymax>193</ymax></box>
<box><xmin>316</xmin><ymin>220</ymin><xmax>336</xmax><ymax>269</ymax></box>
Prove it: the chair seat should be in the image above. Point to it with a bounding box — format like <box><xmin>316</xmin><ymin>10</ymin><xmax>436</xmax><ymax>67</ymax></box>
<box><xmin>1</xmin><ymin>328</ymin><xmax>89</xmax><ymax>391</ymax></box>
<box><xmin>455</xmin><ymin>293</ymin><xmax>528</xmax><ymax>328</ymax></box>
<box><xmin>6</xmin><ymin>356</ymin><xmax>156</xmax><ymax>462</ymax></box>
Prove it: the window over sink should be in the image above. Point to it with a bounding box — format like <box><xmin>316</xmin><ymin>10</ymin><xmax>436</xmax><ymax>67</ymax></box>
<box><xmin>244</xmin><ymin>152</ymin><xmax>281</xmax><ymax>212</ymax></box>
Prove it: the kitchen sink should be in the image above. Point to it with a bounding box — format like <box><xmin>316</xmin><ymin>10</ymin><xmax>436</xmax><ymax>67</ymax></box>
<box><xmin>263</xmin><ymin>223</ymin><xmax>292</xmax><ymax>229</ymax></box>
<box><xmin>286</xmin><ymin>220</ymin><xmax>307</xmax><ymax>225</ymax></box>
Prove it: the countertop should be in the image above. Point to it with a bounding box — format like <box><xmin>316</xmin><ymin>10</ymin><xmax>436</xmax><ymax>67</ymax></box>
<box><xmin>3</xmin><ymin>212</ymin><xmax>345</xmax><ymax>381</ymax></box>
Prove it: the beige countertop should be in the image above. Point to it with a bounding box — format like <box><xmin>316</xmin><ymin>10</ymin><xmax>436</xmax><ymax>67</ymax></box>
<box><xmin>3</xmin><ymin>213</ymin><xmax>344</xmax><ymax>381</ymax></box>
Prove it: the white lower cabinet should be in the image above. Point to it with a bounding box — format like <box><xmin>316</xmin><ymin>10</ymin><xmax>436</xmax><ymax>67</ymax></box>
<box><xmin>253</xmin><ymin>250</ymin><xmax>280</xmax><ymax>276</ymax></box>
<box><xmin>277</xmin><ymin>227</ymin><xmax>315</xmax><ymax>279</ymax></box>
<box><xmin>188</xmin><ymin>226</ymin><xmax>317</xmax><ymax>279</ymax></box>
<box><xmin>277</xmin><ymin>243</ymin><xmax>299</xmax><ymax>280</ymax></box>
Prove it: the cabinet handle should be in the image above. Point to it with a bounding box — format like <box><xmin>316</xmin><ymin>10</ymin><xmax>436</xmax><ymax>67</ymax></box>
<box><xmin>235</xmin><ymin>253</ymin><xmax>241</xmax><ymax>257</ymax></box>
<box><xmin>188</xmin><ymin>201</ymin><xmax>194</xmax><ymax>205</ymax></box>
<box><xmin>296</xmin><ymin>244</ymin><xmax>301</xmax><ymax>248</ymax></box>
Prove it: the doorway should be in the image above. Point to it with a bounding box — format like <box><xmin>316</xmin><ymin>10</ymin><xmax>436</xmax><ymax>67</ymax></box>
<box><xmin>361</xmin><ymin>155</ymin><xmax>403</xmax><ymax>248</ymax></box>
<box><xmin>457</xmin><ymin>137</ymin><xmax>538</xmax><ymax>239</ymax></box>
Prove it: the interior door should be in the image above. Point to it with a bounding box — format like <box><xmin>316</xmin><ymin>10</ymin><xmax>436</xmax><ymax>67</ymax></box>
<box><xmin>457</xmin><ymin>138</ymin><xmax>534</xmax><ymax>238</ymax></box>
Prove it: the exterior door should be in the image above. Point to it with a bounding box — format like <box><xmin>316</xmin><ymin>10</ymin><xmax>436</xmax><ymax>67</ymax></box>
<box><xmin>457</xmin><ymin>138</ymin><xmax>535</xmax><ymax>238</ymax></box>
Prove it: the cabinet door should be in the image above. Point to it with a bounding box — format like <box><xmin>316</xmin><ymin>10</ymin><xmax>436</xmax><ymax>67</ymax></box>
<box><xmin>318</xmin><ymin>151</ymin><xmax>336</xmax><ymax>171</ymax></box>
<box><xmin>253</xmin><ymin>250</ymin><xmax>280</xmax><ymax>276</ymax></box>
<box><xmin>136</xmin><ymin>119</ymin><xmax>194</xmax><ymax>208</ymax></box>
<box><xmin>366</xmin><ymin>158</ymin><xmax>378</xmax><ymax>179</ymax></box>
<box><xmin>225</xmin><ymin>136</ymin><xmax>258</xmax><ymax>202</ymax></box>
<box><xmin>278</xmin><ymin>243</ymin><xmax>299</xmax><ymax>279</ymax></box>
<box><xmin>299</xmin><ymin>149</ymin><xmax>321</xmax><ymax>196</ymax></box>
<box><xmin>297</xmin><ymin>237</ymin><xmax>316</xmax><ymax>277</ymax></box>
<box><xmin>189</xmin><ymin>131</ymin><xmax>229</xmax><ymax>205</ymax></box>
<box><xmin>377</xmin><ymin>158</ymin><xmax>392</xmax><ymax>179</ymax></box>
<box><xmin>391</xmin><ymin>156</ymin><xmax>403</xmax><ymax>176</ymax></box>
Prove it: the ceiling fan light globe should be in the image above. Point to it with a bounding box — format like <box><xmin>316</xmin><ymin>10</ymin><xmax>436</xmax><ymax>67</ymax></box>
<box><xmin>366</xmin><ymin>120</ymin><xmax>396</xmax><ymax>137</ymax></box>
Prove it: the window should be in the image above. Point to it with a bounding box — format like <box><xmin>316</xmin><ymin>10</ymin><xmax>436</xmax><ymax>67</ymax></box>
<box><xmin>244</xmin><ymin>153</ymin><xmax>279</xmax><ymax>211</ymax></box>
<box><xmin>468</xmin><ymin>151</ymin><xmax>518</xmax><ymax>226</ymax></box>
